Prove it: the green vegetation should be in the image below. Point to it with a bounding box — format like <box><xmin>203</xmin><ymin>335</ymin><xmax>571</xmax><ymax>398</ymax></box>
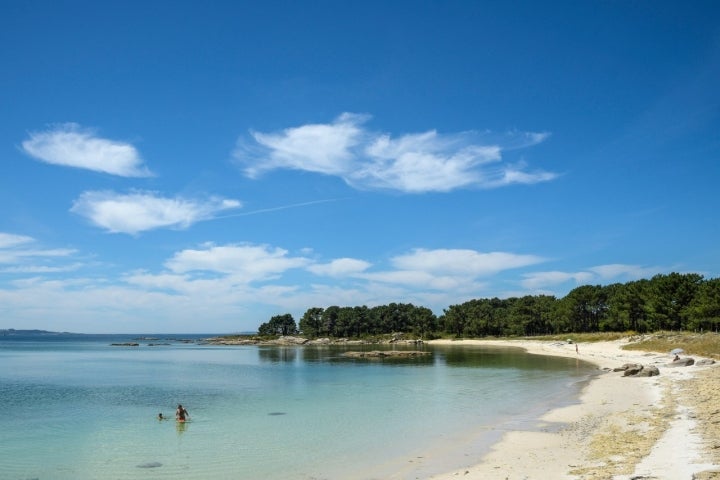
<box><xmin>255</xmin><ymin>273</ymin><xmax>720</xmax><ymax>342</ymax></box>
<box><xmin>258</xmin><ymin>314</ymin><xmax>298</xmax><ymax>336</ymax></box>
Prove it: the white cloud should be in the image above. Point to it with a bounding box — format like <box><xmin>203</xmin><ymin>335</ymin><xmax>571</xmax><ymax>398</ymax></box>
<box><xmin>0</xmin><ymin>232</ymin><xmax>75</xmax><ymax>264</ymax></box>
<box><xmin>303</xmin><ymin>248</ymin><xmax>545</xmax><ymax>294</ymax></box>
<box><xmin>589</xmin><ymin>264</ymin><xmax>661</xmax><ymax>280</ymax></box>
<box><xmin>0</xmin><ymin>232</ymin><xmax>78</xmax><ymax>274</ymax></box>
<box><xmin>70</xmin><ymin>190</ymin><xmax>242</xmax><ymax>235</ymax></box>
<box><xmin>360</xmin><ymin>270</ymin><xmax>469</xmax><ymax>290</ymax></box>
<box><xmin>240</xmin><ymin>113</ymin><xmax>369</xmax><ymax>178</ymax></box>
<box><xmin>486</xmin><ymin>164</ymin><xmax>559</xmax><ymax>188</ymax></box>
<box><xmin>165</xmin><ymin>243</ymin><xmax>310</xmax><ymax>280</ymax></box>
<box><xmin>21</xmin><ymin>123</ymin><xmax>152</xmax><ymax>177</ymax></box>
<box><xmin>307</xmin><ymin>258</ymin><xmax>371</xmax><ymax>277</ymax></box>
<box><xmin>235</xmin><ymin>113</ymin><xmax>556</xmax><ymax>193</ymax></box>
<box><xmin>1</xmin><ymin>264</ymin><xmax>82</xmax><ymax>274</ymax></box>
<box><xmin>391</xmin><ymin>248</ymin><xmax>545</xmax><ymax>276</ymax></box>
<box><xmin>355</xmin><ymin>131</ymin><xmax>503</xmax><ymax>192</ymax></box>
<box><xmin>521</xmin><ymin>263</ymin><xmax>667</xmax><ymax>290</ymax></box>
<box><xmin>0</xmin><ymin>233</ymin><xmax>34</xmax><ymax>249</ymax></box>
<box><xmin>521</xmin><ymin>271</ymin><xmax>594</xmax><ymax>290</ymax></box>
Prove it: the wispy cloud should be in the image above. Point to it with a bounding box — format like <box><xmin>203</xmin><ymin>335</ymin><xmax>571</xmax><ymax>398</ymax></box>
<box><xmin>215</xmin><ymin>198</ymin><xmax>341</xmax><ymax>218</ymax></box>
<box><xmin>1</xmin><ymin>264</ymin><xmax>83</xmax><ymax>274</ymax></box>
<box><xmin>130</xmin><ymin>244</ymin><xmax>545</xmax><ymax>296</ymax></box>
<box><xmin>0</xmin><ymin>232</ymin><xmax>77</xmax><ymax>271</ymax></box>
<box><xmin>521</xmin><ymin>263</ymin><xmax>667</xmax><ymax>290</ymax></box>
<box><xmin>234</xmin><ymin>113</ymin><xmax>556</xmax><ymax>193</ymax></box>
<box><xmin>589</xmin><ymin>263</ymin><xmax>663</xmax><ymax>280</ymax></box>
<box><xmin>390</xmin><ymin>248</ymin><xmax>545</xmax><ymax>276</ymax></box>
<box><xmin>21</xmin><ymin>123</ymin><xmax>152</xmax><ymax>177</ymax></box>
<box><xmin>520</xmin><ymin>271</ymin><xmax>594</xmax><ymax>290</ymax></box>
<box><xmin>71</xmin><ymin>190</ymin><xmax>242</xmax><ymax>235</ymax></box>
<box><xmin>0</xmin><ymin>233</ymin><xmax>34</xmax><ymax>249</ymax></box>
<box><xmin>307</xmin><ymin>248</ymin><xmax>545</xmax><ymax>293</ymax></box>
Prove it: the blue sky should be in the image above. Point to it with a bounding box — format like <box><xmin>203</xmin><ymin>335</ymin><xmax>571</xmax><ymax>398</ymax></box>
<box><xmin>1</xmin><ymin>1</ymin><xmax>719</xmax><ymax>333</ymax></box>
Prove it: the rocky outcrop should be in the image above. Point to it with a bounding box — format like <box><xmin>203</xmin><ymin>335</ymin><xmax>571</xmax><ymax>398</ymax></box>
<box><xmin>614</xmin><ymin>363</ymin><xmax>642</xmax><ymax>373</ymax></box>
<box><xmin>269</xmin><ymin>336</ymin><xmax>309</xmax><ymax>345</ymax></box>
<box><xmin>631</xmin><ymin>365</ymin><xmax>660</xmax><ymax>377</ymax></box>
<box><xmin>204</xmin><ymin>335</ymin><xmax>309</xmax><ymax>345</ymax></box>
<box><xmin>204</xmin><ymin>335</ymin><xmax>426</xmax><ymax>346</ymax></box>
<box><xmin>342</xmin><ymin>350</ymin><xmax>431</xmax><ymax>358</ymax></box>
<box><xmin>613</xmin><ymin>363</ymin><xmax>660</xmax><ymax>377</ymax></box>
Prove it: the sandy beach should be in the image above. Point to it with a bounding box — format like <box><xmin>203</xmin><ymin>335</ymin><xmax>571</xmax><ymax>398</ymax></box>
<box><xmin>425</xmin><ymin>338</ymin><xmax>720</xmax><ymax>480</ymax></box>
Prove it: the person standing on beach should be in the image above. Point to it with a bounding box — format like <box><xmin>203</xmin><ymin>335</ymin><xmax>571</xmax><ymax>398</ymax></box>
<box><xmin>575</xmin><ymin>343</ymin><xmax>579</xmax><ymax>354</ymax></box>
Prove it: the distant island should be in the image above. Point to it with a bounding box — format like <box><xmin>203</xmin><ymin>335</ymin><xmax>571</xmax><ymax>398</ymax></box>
<box><xmin>0</xmin><ymin>329</ymin><xmax>78</xmax><ymax>336</ymax></box>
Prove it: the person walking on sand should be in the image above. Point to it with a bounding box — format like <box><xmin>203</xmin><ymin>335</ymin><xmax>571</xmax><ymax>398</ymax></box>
<box><xmin>176</xmin><ymin>404</ymin><xmax>189</xmax><ymax>422</ymax></box>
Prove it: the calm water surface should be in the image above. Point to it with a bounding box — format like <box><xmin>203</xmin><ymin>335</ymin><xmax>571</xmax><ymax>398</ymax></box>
<box><xmin>0</xmin><ymin>335</ymin><xmax>595</xmax><ymax>479</ymax></box>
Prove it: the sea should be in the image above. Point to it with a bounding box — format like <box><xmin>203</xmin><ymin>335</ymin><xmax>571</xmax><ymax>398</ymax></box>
<box><xmin>0</xmin><ymin>333</ymin><xmax>596</xmax><ymax>480</ymax></box>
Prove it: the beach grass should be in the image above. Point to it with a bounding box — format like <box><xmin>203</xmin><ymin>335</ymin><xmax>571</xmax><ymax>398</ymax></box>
<box><xmin>621</xmin><ymin>331</ymin><xmax>720</xmax><ymax>359</ymax></box>
<box><xmin>524</xmin><ymin>332</ymin><xmax>631</xmax><ymax>343</ymax></box>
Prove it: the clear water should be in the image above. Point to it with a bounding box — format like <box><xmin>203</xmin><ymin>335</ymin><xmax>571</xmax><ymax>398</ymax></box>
<box><xmin>0</xmin><ymin>335</ymin><xmax>595</xmax><ymax>480</ymax></box>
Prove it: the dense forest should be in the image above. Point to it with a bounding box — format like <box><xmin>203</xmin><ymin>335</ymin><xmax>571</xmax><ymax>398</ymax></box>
<box><xmin>257</xmin><ymin>273</ymin><xmax>720</xmax><ymax>338</ymax></box>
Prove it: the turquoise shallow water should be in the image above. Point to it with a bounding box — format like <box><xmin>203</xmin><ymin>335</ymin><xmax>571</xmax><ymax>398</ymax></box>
<box><xmin>0</xmin><ymin>335</ymin><xmax>595</xmax><ymax>480</ymax></box>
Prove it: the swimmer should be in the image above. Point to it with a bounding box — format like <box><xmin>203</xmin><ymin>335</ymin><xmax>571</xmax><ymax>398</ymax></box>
<box><xmin>175</xmin><ymin>404</ymin><xmax>189</xmax><ymax>422</ymax></box>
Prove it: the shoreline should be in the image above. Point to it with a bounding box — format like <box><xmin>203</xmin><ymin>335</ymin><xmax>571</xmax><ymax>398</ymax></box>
<box><xmin>422</xmin><ymin>338</ymin><xmax>719</xmax><ymax>480</ymax></box>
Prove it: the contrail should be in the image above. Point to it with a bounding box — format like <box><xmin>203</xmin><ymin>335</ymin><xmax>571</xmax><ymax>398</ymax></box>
<box><xmin>215</xmin><ymin>198</ymin><xmax>343</xmax><ymax>219</ymax></box>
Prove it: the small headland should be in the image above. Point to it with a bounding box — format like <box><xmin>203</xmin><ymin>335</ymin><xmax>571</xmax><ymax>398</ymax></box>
<box><xmin>202</xmin><ymin>334</ymin><xmax>426</xmax><ymax>347</ymax></box>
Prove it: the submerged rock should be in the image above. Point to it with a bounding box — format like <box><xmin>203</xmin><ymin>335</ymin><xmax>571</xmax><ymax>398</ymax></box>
<box><xmin>137</xmin><ymin>461</ymin><xmax>162</xmax><ymax>468</ymax></box>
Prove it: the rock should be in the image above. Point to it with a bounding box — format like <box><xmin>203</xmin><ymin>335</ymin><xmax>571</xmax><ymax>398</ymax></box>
<box><xmin>137</xmin><ymin>462</ymin><xmax>162</xmax><ymax>468</ymax></box>
<box><xmin>269</xmin><ymin>336</ymin><xmax>308</xmax><ymax>345</ymax></box>
<box><xmin>623</xmin><ymin>364</ymin><xmax>645</xmax><ymax>376</ymax></box>
<box><xmin>614</xmin><ymin>363</ymin><xmax>660</xmax><ymax>377</ymax></box>
<box><xmin>614</xmin><ymin>363</ymin><xmax>642</xmax><ymax>373</ymax></box>
<box><xmin>667</xmin><ymin>357</ymin><xmax>695</xmax><ymax>367</ymax></box>
<box><xmin>696</xmin><ymin>359</ymin><xmax>716</xmax><ymax>366</ymax></box>
<box><xmin>631</xmin><ymin>365</ymin><xmax>660</xmax><ymax>377</ymax></box>
<box><xmin>342</xmin><ymin>350</ymin><xmax>431</xmax><ymax>358</ymax></box>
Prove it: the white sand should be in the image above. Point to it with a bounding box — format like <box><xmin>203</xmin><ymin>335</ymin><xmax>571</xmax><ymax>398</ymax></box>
<box><xmin>421</xmin><ymin>338</ymin><xmax>719</xmax><ymax>480</ymax></box>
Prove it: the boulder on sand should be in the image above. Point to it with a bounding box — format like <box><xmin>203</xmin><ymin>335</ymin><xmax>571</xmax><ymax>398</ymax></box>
<box><xmin>666</xmin><ymin>357</ymin><xmax>695</xmax><ymax>367</ymax></box>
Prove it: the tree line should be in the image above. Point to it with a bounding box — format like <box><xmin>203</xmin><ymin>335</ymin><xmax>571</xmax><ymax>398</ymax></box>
<box><xmin>257</xmin><ymin>272</ymin><xmax>720</xmax><ymax>338</ymax></box>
